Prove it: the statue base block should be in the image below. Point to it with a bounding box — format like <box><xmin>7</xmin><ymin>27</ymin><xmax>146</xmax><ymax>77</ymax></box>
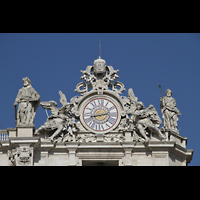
<box><xmin>96</xmin><ymin>134</ymin><xmax>104</xmax><ymax>142</ymax></box>
<box><xmin>16</xmin><ymin>125</ymin><xmax>35</xmax><ymax>137</ymax></box>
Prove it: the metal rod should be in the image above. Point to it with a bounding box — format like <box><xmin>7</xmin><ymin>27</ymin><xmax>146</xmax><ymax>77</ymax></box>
<box><xmin>15</xmin><ymin>105</ymin><xmax>17</xmax><ymax>125</ymax></box>
<box><xmin>99</xmin><ymin>39</ymin><xmax>101</xmax><ymax>58</ymax></box>
<box><xmin>158</xmin><ymin>84</ymin><xmax>162</xmax><ymax>97</ymax></box>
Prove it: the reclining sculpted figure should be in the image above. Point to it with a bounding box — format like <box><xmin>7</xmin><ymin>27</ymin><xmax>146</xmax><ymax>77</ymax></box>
<box><xmin>35</xmin><ymin>91</ymin><xmax>76</xmax><ymax>142</ymax></box>
<box><xmin>126</xmin><ymin>88</ymin><xmax>166</xmax><ymax>143</ymax></box>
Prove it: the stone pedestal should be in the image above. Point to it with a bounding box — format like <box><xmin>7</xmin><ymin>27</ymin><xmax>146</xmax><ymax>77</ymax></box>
<box><xmin>8</xmin><ymin>125</ymin><xmax>35</xmax><ymax>137</ymax></box>
<box><xmin>16</xmin><ymin>125</ymin><xmax>35</xmax><ymax>137</ymax></box>
<box><xmin>97</xmin><ymin>134</ymin><xmax>104</xmax><ymax>142</ymax></box>
<box><xmin>7</xmin><ymin>128</ymin><xmax>16</xmax><ymax>137</ymax></box>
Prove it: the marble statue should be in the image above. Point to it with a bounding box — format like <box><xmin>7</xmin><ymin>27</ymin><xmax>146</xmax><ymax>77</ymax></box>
<box><xmin>2</xmin><ymin>56</ymin><xmax>193</xmax><ymax>166</ymax></box>
<box><xmin>130</xmin><ymin>102</ymin><xmax>166</xmax><ymax>143</ymax></box>
<box><xmin>35</xmin><ymin>91</ymin><xmax>77</xmax><ymax>142</ymax></box>
<box><xmin>33</xmin><ymin>58</ymin><xmax>170</xmax><ymax>144</ymax></box>
<box><xmin>125</xmin><ymin>88</ymin><xmax>166</xmax><ymax>143</ymax></box>
<box><xmin>160</xmin><ymin>89</ymin><xmax>181</xmax><ymax>133</ymax></box>
<box><xmin>13</xmin><ymin>77</ymin><xmax>40</xmax><ymax>125</ymax></box>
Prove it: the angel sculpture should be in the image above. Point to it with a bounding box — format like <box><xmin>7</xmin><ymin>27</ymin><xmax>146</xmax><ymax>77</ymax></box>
<box><xmin>126</xmin><ymin>88</ymin><xmax>166</xmax><ymax>143</ymax></box>
<box><xmin>118</xmin><ymin>89</ymin><xmax>137</xmax><ymax>131</ymax></box>
<box><xmin>35</xmin><ymin>91</ymin><xmax>77</xmax><ymax>142</ymax></box>
<box><xmin>128</xmin><ymin>88</ymin><xmax>138</xmax><ymax>122</ymax></box>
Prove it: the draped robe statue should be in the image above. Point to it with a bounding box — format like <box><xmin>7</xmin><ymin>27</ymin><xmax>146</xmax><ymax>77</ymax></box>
<box><xmin>160</xmin><ymin>89</ymin><xmax>181</xmax><ymax>133</ymax></box>
<box><xmin>14</xmin><ymin>77</ymin><xmax>40</xmax><ymax>125</ymax></box>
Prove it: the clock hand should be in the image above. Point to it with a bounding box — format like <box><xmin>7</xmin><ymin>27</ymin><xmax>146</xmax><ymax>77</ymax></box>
<box><xmin>91</xmin><ymin>112</ymin><xmax>109</xmax><ymax>117</ymax></box>
<box><xmin>95</xmin><ymin>112</ymin><xmax>108</xmax><ymax>117</ymax></box>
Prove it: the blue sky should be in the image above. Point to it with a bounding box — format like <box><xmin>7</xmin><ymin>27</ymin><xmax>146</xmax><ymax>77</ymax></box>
<box><xmin>0</xmin><ymin>33</ymin><xmax>199</xmax><ymax>165</ymax></box>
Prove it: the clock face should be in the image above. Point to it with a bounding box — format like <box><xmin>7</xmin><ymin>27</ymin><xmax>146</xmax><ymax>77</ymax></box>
<box><xmin>81</xmin><ymin>97</ymin><xmax>120</xmax><ymax>134</ymax></box>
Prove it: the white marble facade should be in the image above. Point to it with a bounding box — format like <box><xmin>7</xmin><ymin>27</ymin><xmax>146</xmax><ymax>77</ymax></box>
<box><xmin>0</xmin><ymin>57</ymin><xmax>193</xmax><ymax>166</ymax></box>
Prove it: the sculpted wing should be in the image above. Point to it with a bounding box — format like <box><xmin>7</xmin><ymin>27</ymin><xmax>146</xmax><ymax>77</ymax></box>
<box><xmin>147</xmin><ymin>105</ymin><xmax>162</xmax><ymax>127</ymax></box>
<box><xmin>128</xmin><ymin>88</ymin><xmax>138</xmax><ymax>121</ymax></box>
<box><xmin>59</xmin><ymin>90</ymin><xmax>68</xmax><ymax>106</ymax></box>
<box><xmin>128</xmin><ymin>88</ymin><xmax>138</xmax><ymax>103</ymax></box>
<box><xmin>40</xmin><ymin>101</ymin><xmax>57</xmax><ymax>110</ymax></box>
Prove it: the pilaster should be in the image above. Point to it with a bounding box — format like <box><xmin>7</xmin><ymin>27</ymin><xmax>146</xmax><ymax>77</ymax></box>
<box><xmin>65</xmin><ymin>143</ymin><xmax>79</xmax><ymax>166</ymax></box>
<box><xmin>122</xmin><ymin>143</ymin><xmax>134</xmax><ymax>166</ymax></box>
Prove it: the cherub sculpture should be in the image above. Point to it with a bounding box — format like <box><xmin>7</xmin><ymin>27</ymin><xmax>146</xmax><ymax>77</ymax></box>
<box><xmin>35</xmin><ymin>91</ymin><xmax>77</xmax><ymax>142</ymax></box>
<box><xmin>126</xmin><ymin>88</ymin><xmax>166</xmax><ymax>143</ymax></box>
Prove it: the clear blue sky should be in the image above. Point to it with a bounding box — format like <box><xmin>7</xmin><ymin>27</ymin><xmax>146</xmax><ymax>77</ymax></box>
<box><xmin>0</xmin><ymin>33</ymin><xmax>199</xmax><ymax>165</ymax></box>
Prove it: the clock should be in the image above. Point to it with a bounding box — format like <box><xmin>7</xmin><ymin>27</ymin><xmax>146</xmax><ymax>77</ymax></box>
<box><xmin>80</xmin><ymin>95</ymin><xmax>122</xmax><ymax>134</ymax></box>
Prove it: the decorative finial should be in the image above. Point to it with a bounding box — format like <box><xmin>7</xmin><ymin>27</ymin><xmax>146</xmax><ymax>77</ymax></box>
<box><xmin>99</xmin><ymin>39</ymin><xmax>101</xmax><ymax>59</ymax></box>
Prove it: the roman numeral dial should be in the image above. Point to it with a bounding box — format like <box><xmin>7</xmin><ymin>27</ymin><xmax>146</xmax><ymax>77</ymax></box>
<box><xmin>82</xmin><ymin>97</ymin><xmax>119</xmax><ymax>134</ymax></box>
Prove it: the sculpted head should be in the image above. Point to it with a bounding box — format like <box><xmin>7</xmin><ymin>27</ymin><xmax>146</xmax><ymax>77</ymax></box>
<box><xmin>165</xmin><ymin>89</ymin><xmax>172</xmax><ymax>97</ymax></box>
<box><xmin>22</xmin><ymin>77</ymin><xmax>31</xmax><ymax>87</ymax></box>
<box><xmin>136</xmin><ymin>101</ymin><xmax>145</xmax><ymax>110</ymax></box>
